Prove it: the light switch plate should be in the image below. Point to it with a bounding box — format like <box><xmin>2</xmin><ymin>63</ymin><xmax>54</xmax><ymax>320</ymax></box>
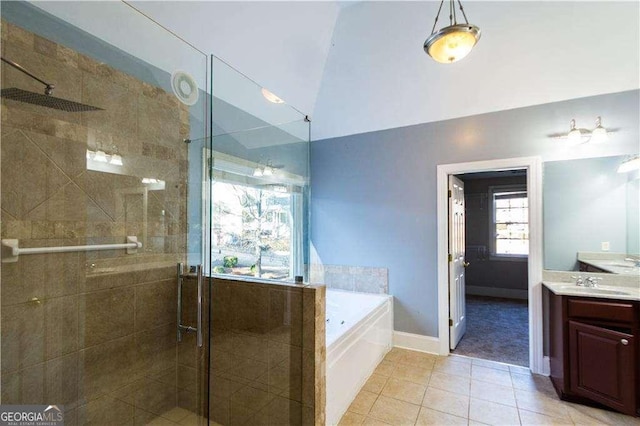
<box><xmin>601</xmin><ymin>241</ymin><xmax>610</xmax><ymax>251</ymax></box>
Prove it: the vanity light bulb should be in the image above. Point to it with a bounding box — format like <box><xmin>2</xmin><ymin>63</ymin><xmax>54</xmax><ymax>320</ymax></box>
<box><xmin>94</xmin><ymin>150</ymin><xmax>108</xmax><ymax>162</ymax></box>
<box><xmin>591</xmin><ymin>126</ymin><xmax>607</xmax><ymax>143</ymax></box>
<box><xmin>567</xmin><ymin>129</ymin><xmax>584</xmax><ymax>145</ymax></box>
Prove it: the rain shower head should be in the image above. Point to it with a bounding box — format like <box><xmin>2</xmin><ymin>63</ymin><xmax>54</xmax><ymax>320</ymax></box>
<box><xmin>1</xmin><ymin>56</ymin><xmax>102</xmax><ymax>112</ymax></box>
<box><xmin>1</xmin><ymin>88</ymin><xmax>103</xmax><ymax>112</ymax></box>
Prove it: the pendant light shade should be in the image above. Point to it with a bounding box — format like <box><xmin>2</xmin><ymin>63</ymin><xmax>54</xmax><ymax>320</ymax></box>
<box><xmin>424</xmin><ymin>0</ymin><xmax>481</xmax><ymax>63</ymax></box>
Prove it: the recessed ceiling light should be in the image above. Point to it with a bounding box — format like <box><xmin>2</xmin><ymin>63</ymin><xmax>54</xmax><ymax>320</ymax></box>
<box><xmin>261</xmin><ymin>88</ymin><xmax>284</xmax><ymax>104</ymax></box>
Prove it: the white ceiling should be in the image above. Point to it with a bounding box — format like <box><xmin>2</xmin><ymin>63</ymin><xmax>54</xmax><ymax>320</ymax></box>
<box><xmin>312</xmin><ymin>1</ymin><xmax>640</xmax><ymax>140</ymax></box>
<box><xmin>29</xmin><ymin>1</ymin><xmax>640</xmax><ymax>143</ymax></box>
<box><xmin>129</xmin><ymin>0</ymin><xmax>341</xmax><ymax>117</ymax></box>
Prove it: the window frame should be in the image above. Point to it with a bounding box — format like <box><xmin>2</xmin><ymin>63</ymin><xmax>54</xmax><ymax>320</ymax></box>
<box><xmin>488</xmin><ymin>184</ymin><xmax>529</xmax><ymax>261</ymax></box>
<box><xmin>202</xmin><ymin>148</ymin><xmax>305</xmax><ymax>280</ymax></box>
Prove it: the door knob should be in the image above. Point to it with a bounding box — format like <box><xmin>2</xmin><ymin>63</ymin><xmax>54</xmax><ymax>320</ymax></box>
<box><xmin>621</xmin><ymin>339</ymin><xmax>629</xmax><ymax>346</ymax></box>
<box><xmin>463</xmin><ymin>261</ymin><xmax>470</xmax><ymax>267</ymax></box>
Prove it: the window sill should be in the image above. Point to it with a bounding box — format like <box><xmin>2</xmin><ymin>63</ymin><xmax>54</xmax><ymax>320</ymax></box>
<box><xmin>489</xmin><ymin>254</ymin><xmax>529</xmax><ymax>262</ymax></box>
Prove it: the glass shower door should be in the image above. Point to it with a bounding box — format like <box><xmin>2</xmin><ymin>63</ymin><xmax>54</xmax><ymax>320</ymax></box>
<box><xmin>0</xmin><ymin>2</ymin><xmax>211</xmax><ymax>424</ymax></box>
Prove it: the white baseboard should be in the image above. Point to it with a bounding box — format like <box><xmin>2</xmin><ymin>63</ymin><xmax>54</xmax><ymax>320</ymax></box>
<box><xmin>393</xmin><ymin>331</ymin><xmax>440</xmax><ymax>354</ymax></box>
<box><xmin>542</xmin><ymin>356</ymin><xmax>550</xmax><ymax>376</ymax></box>
<box><xmin>466</xmin><ymin>285</ymin><xmax>528</xmax><ymax>300</ymax></box>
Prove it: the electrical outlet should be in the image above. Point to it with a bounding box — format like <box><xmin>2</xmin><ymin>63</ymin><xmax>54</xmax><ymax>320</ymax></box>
<box><xmin>601</xmin><ymin>241</ymin><xmax>610</xmax><ymax>251</ymax></box>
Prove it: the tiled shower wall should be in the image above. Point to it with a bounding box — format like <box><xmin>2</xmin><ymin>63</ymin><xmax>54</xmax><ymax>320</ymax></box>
<box><xmin>209</xmin><ymin>278</ymin><xmax>326</xmax><ymax>425</ymax></box>
<box><xmin>0</xmin><ymin>20</ymin><xmax>195</xmax><ymax>424</ymax></box>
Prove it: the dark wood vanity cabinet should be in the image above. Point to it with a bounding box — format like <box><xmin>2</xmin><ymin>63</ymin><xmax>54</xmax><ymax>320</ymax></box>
<box><xmin>548</xmin><ymin>291</ymin><xmax>639</xmax><ymax>416</ymax></box>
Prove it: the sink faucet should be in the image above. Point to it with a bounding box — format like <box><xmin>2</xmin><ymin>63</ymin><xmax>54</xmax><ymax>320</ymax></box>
<box><xmin>571</xmin><ymin>275</ymin><xmax>584</xmax><ymax>286</ymax></box>
<box><xmin>585</xmin><ymin>276</ymin><xmax>602</xmax><ymax>288</ymax></box>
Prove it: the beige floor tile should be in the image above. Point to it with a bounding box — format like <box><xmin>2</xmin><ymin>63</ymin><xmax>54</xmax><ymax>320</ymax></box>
<box><xmin>428</xmin><ymin>371</ymin><xmax>471</xmax><ymax>396</ymax></box>
<box><xmin>468</xmin><ymin>421</ymin><xmax>491</xmax><ymax>426</ymax></box>
<box><xmin>514</xmin><ymin>389</ymin><xmax>570</xmax><ymax>420</ymax></box>
<box><xmin>446</xmin><ymin>355</ymin><xmax>473</xmax><ymax>365</ymax></box>
<box><xmin>472</xmin><ymin>358</ymin><xmax>510</xmax><ymax>371</ymax></box>
<box><xmin>509</xmin><ymin>365</ymin><xmax>531</xmax><ymax>375</ymax></box>
<box><xmin>433</xmin><ymin>358</ymin><xmax>472</xmax><ymax>378</ymax></box>
<box><xmin>471</xmin><ymin>365</ymin><xmax>513</xmax><ymax>387</ymax></box>
<box><xmin>565</xmin><ymin>401</ymin><xmax>640</xmax><ymax>426</ymax></box>
<box><xmin>380</xmin><ymin>377</ymin><xmax>427</xmax><ymax>405</ymax></box>
<box><xmin>510</xmin><ymin>372</ymin><xmax>557</xmax><ymax>398</ymax></box>
<box><xmin>421</xmin><ymin>387</ymin><xmax>469</xmax><ymax>419</ymax></box>
<box><xmin>363</xmin><ymin>374</ymin><xmax>389</xmax><ymax>394</ymax></box>
<box><xmin>161</xmin><ymin>407</ymin><xmax>192</xmax><ymax>423</ymax></box>
<box><xmin>470</xmin><ymin>379</ymin><xmax>517</xmax><ymax>407</ymax></box>
<box><xmin>415</xmin><ymin>407</ymin><xmax>468</xmax><ymax>425</ymax></box>
<box><xmin>469</xmin><ymin>398</ymin><xmax>520</xmax><ymax>426</ymax></box>
<box><xmin>374</xmin><ymin>360</ymin><xmax>397</xmax><ymax>377</ymax></box>
<box><xmin>348</xmin><ymin>390</ymin><xmax>379</xmax><ymax>415</ymax></box>
<box><xmin>362</xmin><ymin>416</ymin><xmax>392</xmax><ymax>425</ymax></box>
<box><xmin>339</xmin><ymin>411</ymin><xmax>366</xmax><ymax>425</ymax></box>
<box><xmin>383</xmin><ymin>348</ymin><xmax>411</xmax><ymax>363</ymax></box>
<box><xmin>391</xmin><ymin>363</ymin><xmax>432</xmax><ymax>385</ymax></box>
<box><xmin>519</xmin><ymin>408</ymin><xmax>574</xmax><ymax>426</ymax></box>
<box><xmin>368</xmin><ymin>395</ymin><xmax>420</xmax><ymax>425</ymax></box>
<box><xmin>398</xmin><ymin>352</ymin><xmax>437</xmax><ymax>369</ymax></box>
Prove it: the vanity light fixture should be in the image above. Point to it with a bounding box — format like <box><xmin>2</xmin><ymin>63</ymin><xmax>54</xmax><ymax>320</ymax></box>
<box><xmin>567</xmin><ymin>119</ymin><xmax>590</xmax><ymax>145</ymax></box>
<box><xmin>424</xmin><ymin>0</ymin><xmax>481</xmax><ymax>63</ymax></box>
<box><xmin>563</xmin><ymin>116</ymin><xmax>611</xmax><ymax>145</ymax></box>
<box><xmin>86</xmin><ymin>148</ymin><xmax>124</xmax><ymax>166</ymax></box>
<box><xmin>617</xmin><ymin>156</ymin><xmax>640</xmax><ymax>173</ymax></box>
<box><xmin>590</xmin><ymin>116</ymin><xmax>608</xmax><ymax>143</ymax></box>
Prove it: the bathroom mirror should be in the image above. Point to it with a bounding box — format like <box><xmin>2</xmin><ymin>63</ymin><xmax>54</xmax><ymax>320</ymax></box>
<box><xmin>543</xmin><ymin>154</ymin><xmax>640</xmax><ymax>274</ymax></box>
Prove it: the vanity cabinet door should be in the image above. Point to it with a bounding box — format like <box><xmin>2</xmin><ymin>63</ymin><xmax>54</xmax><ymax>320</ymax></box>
<box><xmin>568</xmin><ymin>320</ymin><xmax>636</xmax><ymax>415</ymax></box>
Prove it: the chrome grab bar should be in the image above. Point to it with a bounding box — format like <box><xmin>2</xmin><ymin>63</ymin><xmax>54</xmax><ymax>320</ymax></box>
<box><xmin>177</xmin><ymin>263</ymin><xmax>203</xmax><ymax>347</ymax></box>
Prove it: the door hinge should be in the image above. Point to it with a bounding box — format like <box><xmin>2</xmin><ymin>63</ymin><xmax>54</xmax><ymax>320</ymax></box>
<box><xmin>448</xmin><ymin>189</ymin><xmax>452</xmax><ymax>198</ymax></box>
<box><xmin>448</xmin><ymin>253</ymin><xmax>452</xmax><ymax>262</ymax></box>
<box><xmin>449</xmin><ymin>318</ymin><xmax>453</xmax><ymax>326</ymax></box>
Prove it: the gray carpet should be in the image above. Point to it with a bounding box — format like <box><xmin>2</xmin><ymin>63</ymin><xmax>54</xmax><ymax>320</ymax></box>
<box><xmin>452</xmin><ymin>295</ymin><xmax>529</xmax><ymax>367</ymax></box>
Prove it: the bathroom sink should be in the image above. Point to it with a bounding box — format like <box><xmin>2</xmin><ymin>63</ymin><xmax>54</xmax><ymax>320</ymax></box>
<box><xmin>558</xmin><ymin>285</ymin><xmax>632</xmax><ymax>296</ymax></box>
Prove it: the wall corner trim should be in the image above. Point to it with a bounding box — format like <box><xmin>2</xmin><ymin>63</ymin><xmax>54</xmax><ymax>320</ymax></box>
<box><xmin>393</xmin><ymin>331</ymin><xmax>440</xmax><ymax>354</ymax></box>
<box><xmin>542</xmin><ymin>356</ymin><xmax>551</xmax><ymax>376</ymax></box>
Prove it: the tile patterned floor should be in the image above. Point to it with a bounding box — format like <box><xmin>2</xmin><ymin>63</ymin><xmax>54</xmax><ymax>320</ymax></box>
<box><xmin>338</xmin><ymin>348</ymin><xmax>640</xmax><ymax>426</ymax></box>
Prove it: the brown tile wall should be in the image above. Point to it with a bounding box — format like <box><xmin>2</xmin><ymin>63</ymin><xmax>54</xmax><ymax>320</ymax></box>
<box><xmin>0</xmin><ymin>20</ymin><xmax>196</xmax><ymax>424</ymax></box>
<box><xmin>209</xmin><ymin>278</ymin><xmax>326</xmax><ymax>425</ymax></box>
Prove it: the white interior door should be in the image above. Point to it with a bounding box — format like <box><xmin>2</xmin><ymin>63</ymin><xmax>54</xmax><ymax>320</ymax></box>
<box><xmin>449</xmin><ymin>175</ymin><xmax>467</xmax><ymax>350</ymax></box>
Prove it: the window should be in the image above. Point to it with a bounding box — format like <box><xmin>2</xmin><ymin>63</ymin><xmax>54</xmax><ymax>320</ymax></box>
<box><xmin>204</xmin><ymin>150</ymin><xmax>305</xmax><ymax>281</ymax></box>
<box><xmin>490</xmin><ymin>185</ymin><xmax>529</xmax><ymax>257</ymax></box>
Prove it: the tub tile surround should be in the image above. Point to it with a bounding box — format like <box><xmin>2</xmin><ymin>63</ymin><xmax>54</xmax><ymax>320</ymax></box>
<box><xmin>1</xmin><ymin>20</ymin><xmax>197</xmax><ymax>424</ymax></box>
<box><xmin>338</xmin><ymin>348</ymin><xmax>640</xmax><ymax>426</ymax></box>
<box><xmin>310</xmin><ymin>264</ymin><xmax>388</xmax><ymax>294</ymax></box>
<box><xmin>209</xmin><ymin>278</ymin><xmax>325</xmax><ymax>426</ymax></box>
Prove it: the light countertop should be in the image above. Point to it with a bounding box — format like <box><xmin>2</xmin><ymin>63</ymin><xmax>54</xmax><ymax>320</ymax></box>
<box><xmin>543</xmin><ymin>281</ymin><xmax>640</xmax><ymax>301</ymax></box>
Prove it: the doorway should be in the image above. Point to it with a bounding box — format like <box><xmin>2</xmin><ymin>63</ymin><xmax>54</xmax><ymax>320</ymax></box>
<box><xmin>451</xmin><ymin>170</ymin><xmax>530</xmax><ymax>366</ymax></box>
<box><xmin>436</xmin><ymin>157</ymin><xmax>545</xmax><ymax>374</ymax></box>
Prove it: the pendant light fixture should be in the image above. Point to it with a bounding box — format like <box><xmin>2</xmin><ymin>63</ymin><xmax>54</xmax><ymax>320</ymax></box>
<box><xmin>424</xmin><ymin>0</ymin><xmax>481</xmax><ymax>63</ymax></box>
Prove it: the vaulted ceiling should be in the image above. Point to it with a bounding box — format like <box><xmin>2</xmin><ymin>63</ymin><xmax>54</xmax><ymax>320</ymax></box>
<box><xmin>31</xmin><ymin>1</ymin><xmax>640</xmax><ymax>142</ymax></box>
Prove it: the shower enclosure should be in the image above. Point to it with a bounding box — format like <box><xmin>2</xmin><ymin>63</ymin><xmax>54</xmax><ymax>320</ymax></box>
<box><xmin>0</xmin><ymin>2</ymin><xmax>311</xmax><ymax>425</ymax></box>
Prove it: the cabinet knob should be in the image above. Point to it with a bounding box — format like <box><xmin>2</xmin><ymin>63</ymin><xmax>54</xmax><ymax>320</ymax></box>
<box><xmin>621</xmin><ymin>339</ymin><xmax>629</xmax><ymax>346</ymax></box>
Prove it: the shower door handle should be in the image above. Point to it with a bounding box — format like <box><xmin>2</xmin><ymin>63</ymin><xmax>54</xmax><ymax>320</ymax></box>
<box><xmin>177</xmin><ymin>263</ymin><xmax>203</xmax><ymax>347</ymax></box>
<box><xmin>196</xmin><ymin>264</ymin><xmax>203</xmax><ymax>347</ymax></box>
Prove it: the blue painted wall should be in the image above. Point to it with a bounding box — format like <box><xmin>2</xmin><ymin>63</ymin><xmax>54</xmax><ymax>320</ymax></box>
<box><xmin>311</xmin><ymin>90</ymin><xmax>640</xmax><ymax>337</ymax></box>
